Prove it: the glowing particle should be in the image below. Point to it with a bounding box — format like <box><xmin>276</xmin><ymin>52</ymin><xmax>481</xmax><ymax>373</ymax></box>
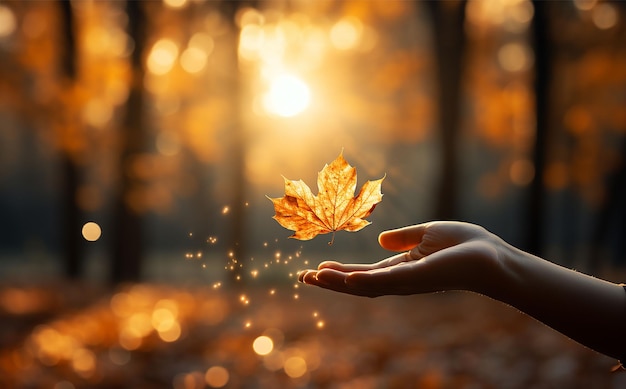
<box><xmin>147</xmin><ymin>39</ymin><xmax>179</xmax><ymax>75</ymax></box>
<box><xmin>293</xmin><ymin>294</ymin><xmax>299</xmax><ymax>300</ymax></box>
<box><xmin>119</xmin><ymin>328</ymin><xmax>142</xmax><ymax>350</ymax></box>
<box><xmin>108</xmin><ymin>347</ymin><xmax>131</xmax><ymax>366</ymax></box>
<box><xmin>269</xmin><ymin>289</ymin><xmax>276</xmax><ymax>295</ymax></box>
<box><xmin>252</xmin><ymin>335</ymin><xmax>274</xmax><ymax>356</ymax></box>
<box><xmin>592</xmin><ymin>3</ymin><xmax>618</xmax><ymax>30</ymax></box>
<box><xmin>71</xmin><ymin>348</ymin><xmax>96</xmax><ymax>378</ymax></box>
<box><xmin>574</xmin><ymin>0</ymin><xmax>597</xmax><ymax>11</ymax></box>
<box><xmin>283</xmin><ymin>356</ymin><xmax>307</xmax><ymax>378</ymax></box>
<box><xmin>0</xmin><ymin>5</ymin><xmax>17</xmax><ymax>38</ymax></box>
<box><xmin>205</xmin><ymin>366</ymin><xmax>229</xmax><ymax>388</ymax></box>
<box><xmin>152</xmin><ymin>309</ymin><xmax>177</xmax><ymax>333</ymax></box>
<box><xmin>498</xmin><ymin>42</ymin><xmax>531</xmax><ymax>73</ymax></box>
<box><xmin>212</xmin><ymin>282</ymin><xmax>221</xmax><ymax>289</ymax></box>
<box><xmin>164</xmin><ymin>0</ymin><xmax>187</xmax><ymax>9</ymax></box>
<box><xmin>244</xmin><ymin>321</ymin><xmax>252</xmax><ymax>329</ymax></box>
<box><xmin>180</xmin><ymin>46</ymin><xmax>207</xmax><ymax>74</ymax></box>
<box><xmin>330</xmin><ymin>16</ymin><xmax>362</xmax><ymax>51</ymax></box>
<box><xmin>157</xmin><ymin>321</ymin><xmax>181</xmax><ymax>342</ymax></box>
<box><xmin>312</xmin><ymin>311</ymin><xmax>318</xmax><ymax>317</ymax></box>
<box><xmin>81</xmin><ymin>222</ymin><xmax>102</xmax><ymax>242</ymax></box>
<box><xmin>202</xmin><ymin>264</ymin><xmax>206</xmax><ymax>268</ymax></box>
<box><xmin>316</xmin><ymin>320</ymin><xmax>325</xmax><ymax>329</ymax></box>
<box><xmin>250</xmin><ymin>270</ymin><xmax>258</xmax><ymax>278</ymax></box>
<box><xmin>222</xmin><ymin>206</ymin><xmax>230</xmax><ymax>214</ymax></box>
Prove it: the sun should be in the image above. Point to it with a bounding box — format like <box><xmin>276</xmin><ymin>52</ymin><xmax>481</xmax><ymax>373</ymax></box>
<box><xmin>263</xmin><ymin>74</ymin><xmax>311</xmax><ymax>117</ymax></box>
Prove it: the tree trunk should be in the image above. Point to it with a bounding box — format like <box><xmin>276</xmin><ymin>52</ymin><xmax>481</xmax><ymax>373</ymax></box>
<box><xmin>526</xmin><ymin>0</ymin><xmax>551</xmax><ymax>256</ymax></box>
<box><xmin>110</xmin><ymin>1</ymin><xmax>147</xmax><ymax>284</ymax></box>
<box><xmin>58</xmin><ymin>0</ymin><xmax>83</xmax><ymax>279</ymax></box>
<box><xmin>425</xmin><ymin>1</ymin><xmax>467</xmax><ymax>221</ymax></box>
<box><xmin>589</xmin><ymin>137</ymin><xmax>626</xmax><ymax>270</ymax></box>
<box><xmin>221</xmin><ymin>1</ymin><xmax>256</xmax><ymax>286</ymax></box>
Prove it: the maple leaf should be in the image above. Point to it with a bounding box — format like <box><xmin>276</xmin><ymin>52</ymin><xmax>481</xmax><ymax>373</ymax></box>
<box><xmin>268</xmin><ymin>152</ymin><xmax>384</xmax><ymax>244</ymax></box>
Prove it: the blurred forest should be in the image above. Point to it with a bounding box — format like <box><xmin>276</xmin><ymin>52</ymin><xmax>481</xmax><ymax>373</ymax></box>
<box><xmin>1</xmin><ymin>0</ymin><xmax>626</xmax><ymax>388</ymax></box>
<box><xmin>1</xmin><ymin>0</ymin><xmax>625</xmax><ymax>281</ymax></box>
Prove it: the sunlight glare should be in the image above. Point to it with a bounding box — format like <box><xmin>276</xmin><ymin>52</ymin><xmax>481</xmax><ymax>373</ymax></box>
<box><xmin>263</xmin><ymin>74</ymin><xmax>310</xmax><ymax>117</ymax></box>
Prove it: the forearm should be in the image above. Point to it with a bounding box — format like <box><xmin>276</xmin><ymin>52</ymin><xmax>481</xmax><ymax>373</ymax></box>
<box><xmin>487</xmin><ymin>240</ymin><xmax>626</xmax><ymax>361</ymax></box>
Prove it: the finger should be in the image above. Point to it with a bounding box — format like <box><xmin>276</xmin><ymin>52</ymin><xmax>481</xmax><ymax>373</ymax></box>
<box><xmin>318</xmin><ymin>253</ymin><xmax>410</xmax><ymax>272</ymax></box>
<box><xmin>298</xmin><ymin>269</ymin><xmax>314</xmax><ymax>283</ymax></box>
<box><xmin>317</xmin><ymin>261</ymin><xmax>344</xmax><ymax>270</ymax></box>
<box><xmin>301</xmin><ymin>270</ymin><xmax>319</xmax><ymax>284</ymax></box>
<box><xmin>378</xmin><ymin>223</ymin><xmax>430</xmax><ymax>252</ymax></box>
<box><xmin>345</xmin><ymin>265</ymin><xmax>413</xmax><ymax>295</ymax></box>
<box><xmin>309</xmin><ymin>268</ymin><xmax>383</xmax><ymax>297</ymax></box>
<box><xmin>315</xmin><ymin>268</ymin><xmax>348</xmax><ymax>284</ymax></box>
<box><xmin>346</xmin><ymin>242</ymin><xmax>484</xmax><ymax>294</ymax></box>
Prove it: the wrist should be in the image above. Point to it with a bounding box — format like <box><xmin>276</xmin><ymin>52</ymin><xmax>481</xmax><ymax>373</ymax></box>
<box><xmin>476</xmin><ymin>233</ymin><xmax>524</xmax><ymax>301</ymax></box>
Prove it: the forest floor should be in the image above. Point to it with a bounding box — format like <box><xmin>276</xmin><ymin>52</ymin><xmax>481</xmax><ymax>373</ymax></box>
<box><xmin>0</xmin><ymin>280</ymin><xmax>624</xmax><ymax>389</ymax></box>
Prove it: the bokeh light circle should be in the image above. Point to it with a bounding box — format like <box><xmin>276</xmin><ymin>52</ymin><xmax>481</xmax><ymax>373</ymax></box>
<box><xmin>82</xmin><ymin>222</ymin><xmax>102</xmax><ymax>242</ymax></box>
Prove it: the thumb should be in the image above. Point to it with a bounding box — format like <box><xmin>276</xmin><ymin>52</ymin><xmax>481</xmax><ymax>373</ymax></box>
<box><xmin>378</xmin><ymin>224</ymin><xmax>429</xmax><ymax>252</ymax></box>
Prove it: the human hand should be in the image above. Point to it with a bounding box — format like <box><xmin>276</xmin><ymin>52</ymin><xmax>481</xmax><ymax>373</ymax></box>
<box><xmin>298</xmin><ymin>221</ymin><xmax>506</xmax><ymax>297</ymax></box>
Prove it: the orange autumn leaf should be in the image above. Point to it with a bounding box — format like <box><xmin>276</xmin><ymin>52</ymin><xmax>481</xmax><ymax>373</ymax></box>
<box><xmin>268</xmin><ymin>153</ymin><xmax>384</xmax><ymax>244</ymax></box>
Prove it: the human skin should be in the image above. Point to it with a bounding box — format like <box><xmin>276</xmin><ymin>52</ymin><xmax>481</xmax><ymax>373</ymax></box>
<box><xmin>298</xmin><ymin>221</ymin><xmax>626</xmax><ymax>362</ymax></box>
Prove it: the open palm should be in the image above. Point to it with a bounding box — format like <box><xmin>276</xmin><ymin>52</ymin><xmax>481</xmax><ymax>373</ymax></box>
<box><xmin>299</xmin><ymin>221</ymin><xmax>504</xmax><ymax>297</ymax></box>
